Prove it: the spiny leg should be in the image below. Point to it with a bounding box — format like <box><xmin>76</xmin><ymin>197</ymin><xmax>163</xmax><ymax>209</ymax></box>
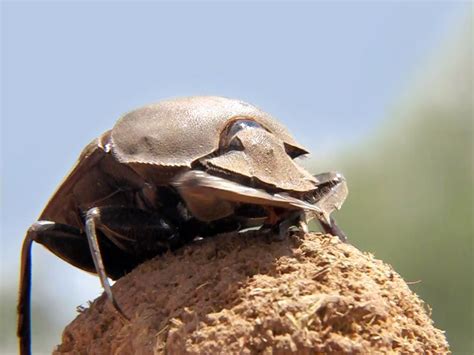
<box><xmin>312</xmin><ymin>172</ymin><xmax>349</xmax><ymax>243</ymax></box>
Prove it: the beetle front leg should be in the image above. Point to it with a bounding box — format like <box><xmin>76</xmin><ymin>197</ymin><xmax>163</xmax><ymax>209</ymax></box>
<box><xmin>272</xmin><ymin>210</ymin><xmax>306</xmax><ymax>240</ymax></box>
<box><xmin>318</xmin><ymin>216</ymin><xmax>348</xmax><ymax>243</ymax></box>
<box><xmin>311</xmin><ymin>172</ymin><xmax>349</xmax><ymax>243</ymax></box>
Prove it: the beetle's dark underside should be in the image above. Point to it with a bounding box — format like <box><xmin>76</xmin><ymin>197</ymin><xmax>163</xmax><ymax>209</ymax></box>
<box><xmin>26</xmin><ymin>173</ymin><xmax>328</xmax><ymax>280</ymax></box>
<box><xmin>37</xmin><ymin>185</ymin><xmax>286</xmax><ymax>280</ymax></box>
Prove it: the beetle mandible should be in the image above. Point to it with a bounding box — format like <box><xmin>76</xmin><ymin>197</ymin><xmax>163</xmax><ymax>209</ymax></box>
<box><xmin>17</xmin><ymin>96</ymin><xmax>348</xmax><ymax>354</ymax></box>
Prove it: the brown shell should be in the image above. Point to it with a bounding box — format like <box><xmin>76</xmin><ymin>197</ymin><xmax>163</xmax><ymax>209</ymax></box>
<box><xmin>110</xmin><ymin>96</ymin><xmax>308</xmax><ymax>167</ymax></box>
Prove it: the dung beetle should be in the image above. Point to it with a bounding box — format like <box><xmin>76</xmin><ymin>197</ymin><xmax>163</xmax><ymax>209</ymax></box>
<box><xmin>17</xmin><ymin>96</ymin><xmax>348</xmax><ymax>354</ymax></box>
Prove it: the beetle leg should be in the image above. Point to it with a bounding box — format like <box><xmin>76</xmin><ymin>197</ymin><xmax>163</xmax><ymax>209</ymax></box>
<box><xmin>85</xmin><ymin>208</ymin><xmax>129</xmax><ymax>321</ymax></box>
<box><xmin>18</xmin><ymin>221</ymin><xmax>94</xmax><ymax>355</ymax></box>
<box><xmin>272</xmin><ymin>210</ymin><xmax>305</xmax><ymax>240</ymax></box>
<box><xmin>318</xmin><ymin>216</ymin><xmax>348</xmax><ymax>243</ymax></box>
<box><xmin>18</xmin><ymin>227</ymin><xmax>34</xmax><ymax>355</ymax></box>
<box><xmin>84</xmin><ymin>206</ymin><xmax>179</xmax><ymax>319</ymax></box>
<box><xmin>84</xmin><ymin>205</ymin><xmax>182</xmax><ymax>255</ymax></box>
<box><xmin>311</xmin><ymin>172</ymin><xmax>349</xmax><ymax>243</ymax></box>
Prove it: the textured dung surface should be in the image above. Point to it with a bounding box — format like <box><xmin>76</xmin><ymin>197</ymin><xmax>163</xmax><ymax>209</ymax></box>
<box><xmin>54</xmin><ymin>233</ymin><xmax>449</xmax><ymax>354</ymax></box>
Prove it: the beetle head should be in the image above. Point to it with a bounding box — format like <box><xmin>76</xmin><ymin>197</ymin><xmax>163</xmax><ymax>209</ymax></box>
<box><xmin>200</xmin><ymin>118</ymin><xmax>317</xmax><ymax>194</ymax></box>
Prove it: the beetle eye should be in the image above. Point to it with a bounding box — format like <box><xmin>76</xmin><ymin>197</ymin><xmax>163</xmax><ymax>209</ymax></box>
<box><xmin>227</xmin><ymin>120</ymin><xmax>262</xmax><ymax>138</ymax></box>
<box><xmin>222</xmin><ymin>119</ymin><xmax>262</xmax><ymax>151</ymax></box>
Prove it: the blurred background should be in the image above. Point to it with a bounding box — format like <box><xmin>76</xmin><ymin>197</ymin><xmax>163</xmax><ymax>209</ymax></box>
<box><xmin>1</xmin><ymin>2</ymin><xmax>472</xmax><ymax>354</ymax></box>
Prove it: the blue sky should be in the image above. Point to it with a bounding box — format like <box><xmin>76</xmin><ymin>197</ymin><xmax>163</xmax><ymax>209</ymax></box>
<box><xmin>1</xmin><ymin>1</ymin><xmax>469</xmax><ymax>352</ymax></box>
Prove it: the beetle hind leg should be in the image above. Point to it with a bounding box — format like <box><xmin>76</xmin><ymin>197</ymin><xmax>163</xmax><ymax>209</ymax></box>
<box><xmin>18</xmin><ymin>226</ymin><xmax>34</xmax><ymax>355</ymax></box>
<box><xmin>18</xmin><ymin>221</ymin><xmax>94</xmax><ymax>355</ymax></box>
